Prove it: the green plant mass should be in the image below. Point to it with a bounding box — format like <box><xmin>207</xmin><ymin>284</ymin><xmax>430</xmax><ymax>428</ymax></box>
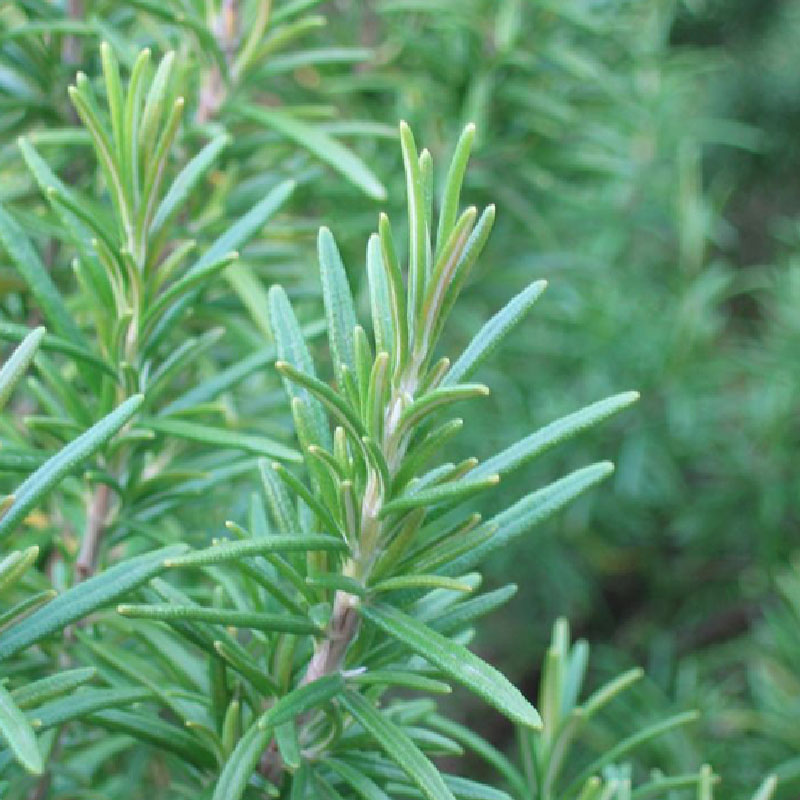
<box><xmin>0</xmin><ymin>1</ymin><xmax>796</xmax><ymax>799</ymax></box>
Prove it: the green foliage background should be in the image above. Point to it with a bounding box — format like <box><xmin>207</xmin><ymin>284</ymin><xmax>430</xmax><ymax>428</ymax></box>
<box><xmin>0</xmin><ymin>0</ymin><xmax>797</xmax><ymax>798</ymax></box>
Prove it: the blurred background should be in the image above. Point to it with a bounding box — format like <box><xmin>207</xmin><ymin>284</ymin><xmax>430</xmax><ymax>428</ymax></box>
<box><xmin>1</xmin><ymin>0</ymin><xmax>799</xmax><ymax>796</ymax></box>
<box><xmin>318</xmin><ymin>0</ymin><xmax>800</xmax><ymax>793</ymax></box>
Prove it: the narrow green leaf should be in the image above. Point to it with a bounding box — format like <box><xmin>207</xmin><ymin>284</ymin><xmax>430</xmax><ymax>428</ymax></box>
<box><xmin>275</xmin><ymin>721</ymin><xmax>301</xmax><ymax>769</ymax></box>
<box><xmin>446</xmin><ymin>462</ymin><xmax>615</xmax><ymax>575</ymax></box>
<box><xmin>445</xmin><ymin>280</ymin><xmax>547</xmax><ymax>385</ymax></box>
<box><xmin>399</xmin><ymin>122</ymin><xmax>426</xmax><ymax>331</ymax></box>
<box><xmin>276</xmin><ymin>360</ymin><xmax>362</xmax><ymax>441</ymax></box>
<box><xmin>143</xmin><ymin>249</ymin><xmax>238</xmax><ymax>328</ymax></box>
<box><xmin>164</xmin><ymin>535</ymin><xmax>347</xmax><ymax>569</ymax></box>
<box><xmin>434</xmin><ymin>205</ymin><xmax>495</xmax><ymax>344</ymax></box>
<box><xmin>100</xmin><ymin>42</ymin><xmax>125</xmax><ymax>160</ymax></box>
<box><xmin>367</xmin><ymin>234</ymin><xmax>393</xmax><ymax>360</ymax></box>
<box><xmin>427</xmin><ymin>714</ymin><xmax>525</xmax><ymax>798</ymax></box>
<box><xmin>581</xmin><ymin>668</ymin><xmax>643</xmax><ymax>719</ymax></box>
<box><xmin>319</xmin><ymin>226</ymin><xmax>358</xmax><ymax>386</ymax></box>
<box><xmin>0</xmin><ymin>545</ymin><xmax>187</xmax><ymax>661</ymax></box>
<box><xmin>0</xmin><ymin>683</ymin><xmax>42</xmax><ymax>775</ymax></box>
<box><xmin>750</xmin><ymin>775</ymin><xmax>778</xmax><ymax>800</ymax></box>
<box><xmin>268</xmin><ymin>285</ymin><xmax>330</xmax><ymax>449</ymax></box>
<box><xmin>381</xmin><ymin>474</ymin><xmax>498</xmax><ymax>517</ymax></box>
<box><xmin>0</xmin><ymin>395</ymin><xmax>144</xmax><ymax>537</ymax></box>
<box><xmin>213</xmin><ymin>640</ymin><xmax>280</xmax><ymax>697</ymax></box>
<box><xmin>151</xmin><ymin>132</ymin><xmax>230</xmax><ymax>234</ymax></box>
<box><xmin>0</xmin><ymin>591</ymin><xmax>56</xmax><ymax>631</ymax></box>
<box><xmin>240</xmin><ymin>106</ymin><xmax>386</xmax><ymax>200</ymax></box>
<box><xmin>0</xmin><ymin>327</ymin><xmax>44</xmax><ymax>411</ymax></box>
<box><xmin>328</xmin><ymin>758</ymin><xmax>394</xmax><ymax>800</ymax></box>
<box><xmin>163</xmin><ymin>347</ymin><xmax>275</xmax><ymax>415</ymax></box>
<box><xmin>340</xmin><ymin>689</ymin><xmax>455</xmax><ymax>800</ymax></box>
<box><xmin>370</xmin><ymin>575</ymin><xmax>473</xmax><ymax>594</ymax></box>
<box><xmin>564</xmin><ymin>711</ymin><xmax>700</xmax><ymax>797</ymax></box>
<box><xmin>12</xmin><ymin>668</ymin><xmax>96</xmax><ymax>711</ymax></box>
<box><xmin>378</xmin><ymin>214</ymin><xmax>409</xmax><ymax>375</ymax></box>
<box><xmin>361</xmin><ymin>603</ymin><xmax>541</xmax><ymax>730</ymax></box>
<box><xmin>31</xmin><ymin>687</ymin><xmax>151</xmax><ymax>731</ymax></box>
<box><xmin>473</xmin><ymin>393</ymin><xmax>639</xmax><ymax>480</ymax></box>
<box><xmin>142</xmin><ymin>417</ymin><xmax>300</xmax><ymax>462</ymax></box>
<box><xmin>69</xmin><ymin>79</ymin><xmax>132</xmax><ymax>237</ymax></box>
<box><xmin>350</xmin><ymin>670</ymin><xmax>451</xmax><ymax>695</ymax></box>
<box><xmin>0</xmin><ymin>547</ymin><xmax>40</xmax><ymax>597</ymax></box>
<box><xmin>195</xmin><ymin>179</ymin><xmax>295</xmax><ymax>273</ymax></box>
<box><xmin>426</xmin><ymin>585</ymin><xmax>518</xmax><ymax>636</ymax></box>
<box><xmin>259</xmin><ymin>458</ymin><xmax>299</xmax><ymax>535</ymax></box>
<box><xmin>258</xmin><ymin>674</ymin><xmax>344</xmax><ymax>729</ymax></box>
<box><xmin>397</xmin><ymin>384</ymin><xmax>489</xmax><ymax>436</ymax></box>
<box><xmin>92</xmin><ymin>708</ymin><xmax>215</xmax><ymax>769</ymax></box>
<box><xmin>118</xmin><ymin>604</ymin><xmax>321</xmax><ymax>634</ymax></box>
<box><xmin>138</xmin><ymin>51</ymin><xmax>176</xmax><ymax>174</ymax></box>
<box><xmin>0</xmin><ymin>322</ymin><xmax>114</xmax><ymax>378</ymax></box>
<box><xmin>435</xmin><ymin>124</ymin><xmax>476</xmax><ymax>260</ymax></box>
<box><xmin>0</xmin><ymin>204</ymin><xmax>85</xmax><ymax>345</ymax></box>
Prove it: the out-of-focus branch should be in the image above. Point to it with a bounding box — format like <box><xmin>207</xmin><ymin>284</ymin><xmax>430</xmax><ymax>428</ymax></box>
<box><xmin>62</xmin><ymin>0</ymin><xmax>85</xmax><ymax>65</ymax></box>
<box><xmin>76</xmin><ymin>483</ymin><xmax>110</xmax><ymax>580</ymax></box>
<box><xmin>197</xmin><ymin>0</ymin><xmax>241</xmax><ymax>123</ymax></box>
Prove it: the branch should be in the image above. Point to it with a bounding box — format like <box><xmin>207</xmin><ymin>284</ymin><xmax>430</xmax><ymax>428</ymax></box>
<box><xmin>76</xmin><ymin>483</ymin><xmax>110</xmax><ymax>580</ymax></box>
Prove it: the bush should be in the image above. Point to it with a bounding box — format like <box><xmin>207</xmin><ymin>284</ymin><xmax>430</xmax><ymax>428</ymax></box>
<box><xmin>0</xmin><ymin>1</ymin><xmax>795</xmax><ymax>798</ymax></box>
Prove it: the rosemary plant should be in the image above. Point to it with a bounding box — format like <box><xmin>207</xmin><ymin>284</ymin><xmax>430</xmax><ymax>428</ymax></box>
<box><xmin>0</xmin><ymin>118</ymin><xmax>637</xmax><ymax>797</ymax></box>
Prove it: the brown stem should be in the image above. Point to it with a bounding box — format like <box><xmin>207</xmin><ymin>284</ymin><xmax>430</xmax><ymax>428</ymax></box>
<box><xmin>62</xmin><ymin>0</ymin><xmax>84</xmax><ymax>65</ymax></box>
<box><xmin>197</xmin><ymin>0</ymin><xmax>240</xmax><ymax>123</ymax></box>
<box><xmin>76</xmin><ymin>484</ymin><xmax>110</xmax><ymax>580</ymax></box>
<box><xmin>258</xmin><ymin>366</ymin><xmax>422</xmax><ymax>782</ymax></box>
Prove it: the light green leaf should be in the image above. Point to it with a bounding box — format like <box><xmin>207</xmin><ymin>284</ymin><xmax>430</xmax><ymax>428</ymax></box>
<box><xmin>367</xmin><ymin>234</ymin><xmax>393</xmax><ymax>358</ymax></box>
<box><xmin>0</xmin><ymin>683</ymin><xmax>42</xmax><ymax>775</ymax></box>
<box><xmin>397</xmin><ymin>384</ymin><xmax>489</xmax><ymax>436</ymax></box>
<box><xmin>370</xmin><ymin>574</ymin><xmax>473</xmax><ymax>594</ymax></box>
<box><xmin>340</xmin><ymin>689</ymin><xmax>455</xmax><ymax>800</ymax></box>
<box><xmin>0</xmin><ymin>326</ymin><xmax>44</xmax><ymax>411</ymax></box>
<box><xmin>445</xmin><ymin>280</ymin><xmax>547</xmax><ymax>385</ymax></box>
<box><xmin>399</xmin><ymin>122</ymin><xmax>426</xmax><ymax>329</ymax></box>
<box><xmin>164</xmin><ymin>535</ymin><xmax>347</xmax><ymax>569</ymax></box>
<box><xmin>361</xmin><ymin>603</ymin><xmax>541</xmax><ymax>730</ymax></box>
<box><xmin>275</xmin><ymin>721</ymin><xmax>301</xmax><ymax>769</ymax></box>
<box><xmin>117</xmin><ymin>604</ymin><xmax>321</xmax><ymax>634</ymax></box>
<box><xmin>268</xmin><ymin>285</ymin><xmax>331</xmax><ymax>449</ymax></box>
<box><xmin>0</xmin><ymin>394</ymin><xmax>144</xmax><ymax>537</ymax></box>
<box><xmin>380</xmin><ymin>474</ymin><xmax>499</xmax><ymax>517</ymax></box>
<box><xmin>0</xmin><ymin>545</ymin><xmax>187</xmax><ymax>661</ymax></box>
<box><xmin>195</xmin><ymin>179</ymin><xmax>295</xmax><ymax>274</ymax></box>
<box><xmin>349</xmin><ymin>671</ymin><xmax>451</xmax><ymax>695</ymax></box>
<box><xmin>151</xmin><ymin>133</ymin><xmax>231</xmax><ymax>234</ymax></box>
<box><xmin>473</xmin><ymin>393</ymin><xmax>639</xmax><ymax>480</ymax></box>
<box><xmin>0</xmin><ymin>547</ymin><xmax>39</xmax><ymax>596</ymax></box>
<box><xmin>435</xmin><ymin>124</ymin><xmax>476</xmax><ymax>260</ymax></box>
<box><xmin>213</xmin><ymin>720</ymin><xmax>272</xmax><ymax>800</ymax></box>
<box><xmin>240</xmin><ymin>106</ymin><xmax>386</xmax><ymax>200</ymax></box>
<box><xmin>564</xmin><ymin>711</ymin><xmax>700</xmax><ymax>797</ymax></box>
<box><xmin>0</xmin><ymin>322</ymin><xmax>112</xmax><ymax>378</ymax></box>
<box><xmin>143</xmin><ymin>252</ymin><xmax>239</xmax><ymax>329</ymax></box>
<box><xmin>319</xmin><ymin>226</ymin><xmax>358</xmax><ymax>386</ymax></box>
<box><xmin>142</xmin><ymin>417</ymin><xmax>300</xmax><ymax>463</ymax></box>
<box><xmin>447</xmin><ymin>462</ymin><xmax>615</xmax><ymax>574</ymax></box>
